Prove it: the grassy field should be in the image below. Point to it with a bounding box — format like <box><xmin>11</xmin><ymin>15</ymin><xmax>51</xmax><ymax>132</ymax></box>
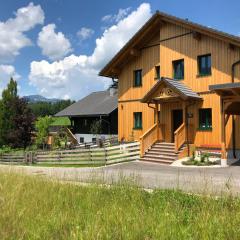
<box><xmin>50</xmin><ymin>117</ymin><xmax>71</xmax><ymax>126</ymax></box>
<box><xmin>0</xmin><ymin>173</ymin><xmax>240</xmax><ymax>239</ymax></box>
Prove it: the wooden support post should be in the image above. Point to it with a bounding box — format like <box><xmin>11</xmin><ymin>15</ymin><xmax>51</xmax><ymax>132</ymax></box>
<box><xmin>155</xmin><ymin>102</ymin><xmax>159</xmax><ymax>140</ymax></box>
<box><xmin>221</xmin><ymin>99</ymin><xmax>227</xmax><ymax>163</ymax></box>
<box><xmin>182</xmin><ymin>101</ymin><xmax>187</xmax><ymax>143</ymax></box>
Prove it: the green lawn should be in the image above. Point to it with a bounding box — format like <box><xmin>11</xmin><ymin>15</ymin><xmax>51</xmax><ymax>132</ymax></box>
<box><xmin>0</xmin><ymin>173</ymin><xmax>240</xmax><ymax>239</ymax></box>
<box><xmin>50</xmin><ymin>117</ymin><xmax>71</xmax><ymax>126</ymax></box>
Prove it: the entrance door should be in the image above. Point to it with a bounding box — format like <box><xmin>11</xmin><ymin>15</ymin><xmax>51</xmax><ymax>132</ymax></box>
<box><xmin>172</xmin><ymin>109</ymin><xmax>183</xmax><ymax>142</ymax></box>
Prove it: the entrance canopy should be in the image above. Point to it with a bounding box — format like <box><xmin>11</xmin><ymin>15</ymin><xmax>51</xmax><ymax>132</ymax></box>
<box><xmin>141</xmin><ymin>77</ymin><xmax>202</xmax><ymax>103</ymax></box>
<box><xmin>209</xmin><ymin>82</ymin><xmax>240</xmax><ymax>115</ymax></box>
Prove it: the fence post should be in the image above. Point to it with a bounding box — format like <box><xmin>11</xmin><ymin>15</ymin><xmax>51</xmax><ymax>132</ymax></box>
<box><xmin>24</xmin><ymin>152</ymin><xmax>28</xmax><ymax>164</ymax></box>
<box><xmin>104</xmin><ymin>147</ymin><xmax>107</xmax><ymax>166</ymax></box>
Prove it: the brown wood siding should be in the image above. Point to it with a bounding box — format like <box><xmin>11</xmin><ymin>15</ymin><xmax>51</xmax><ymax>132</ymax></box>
<box><xmin>118</xmin><ymin>22</ymin><xmax>240</xmax><ymax>148</ymax></box>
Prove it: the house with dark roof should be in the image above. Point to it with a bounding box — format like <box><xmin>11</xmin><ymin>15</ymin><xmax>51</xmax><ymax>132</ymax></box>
<box><xmin>55</xmin><ymin>87</ymin><xmax>118</xmax><ymax>143</ymax></box>
<box><xmin>100</xmin><ymin>11</ymin><xmax>240</xmax><ymax>165</ymax></box>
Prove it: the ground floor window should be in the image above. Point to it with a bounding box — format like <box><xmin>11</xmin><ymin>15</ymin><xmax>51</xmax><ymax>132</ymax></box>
<box><xmin>199</xmin><ymin>108</ymin><xmax>212</xmax><ymax>130</ymax></box>
<box><xmin>80</xmin><ymin>137</ymin><xmax>84</xmax><ymax>143</ymax></box>
<box><xmin>92</xmin><ymin>138</ymin><xmax>96</xmax><ymax>143</ymax></box>
<box><xmin>133</xmin><ymin>112</ymin><xmax>142</xmax><ymax>129</ymax></box>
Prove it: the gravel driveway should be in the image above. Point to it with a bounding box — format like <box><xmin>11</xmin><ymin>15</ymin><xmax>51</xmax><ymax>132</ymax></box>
<box><xmin>1</xmin><ymin>161</ymin><xmax>240</xmax><ymax>195</ymax></box>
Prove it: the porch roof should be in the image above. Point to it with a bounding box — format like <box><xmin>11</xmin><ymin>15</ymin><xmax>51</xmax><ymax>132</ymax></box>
<box><xmin>141</xmin><ymin>77</ymin><xmax>202</xmax><ymax>103</ymax></box>
<box><xmin>209</xmin><ymin>82</ymin><xmax>240</xmax><ymax>97</ymax></box>
<box><xmin>209</xmin><ymin>82</ymin><xmax>240</xmax><ymax>115</ymax></box>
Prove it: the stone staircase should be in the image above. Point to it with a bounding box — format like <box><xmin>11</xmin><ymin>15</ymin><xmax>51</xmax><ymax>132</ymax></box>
<box><xmin>141</xmin><ymin>142</ymin><xmax>185</xmax><ymax>165</ymax></box>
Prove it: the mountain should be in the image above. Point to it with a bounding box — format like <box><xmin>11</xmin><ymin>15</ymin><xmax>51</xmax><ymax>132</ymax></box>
<box><xmin>23</xmin><ymin>95</ymin><xmax>62</xmax><ymax>103</ymax></box>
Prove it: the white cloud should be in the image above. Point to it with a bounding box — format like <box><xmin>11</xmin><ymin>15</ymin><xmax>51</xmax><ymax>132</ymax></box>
<box><xmin>37</xmin><ymin>24</ymin><xmax>72</xmax><ymax>61</ymax></box>
<box><xmin>77</xmin><ymin>27</ymin><xmax>95</xmax><ymax>41</ymax></box>
<box><xmin>0</xmin><ymin>2</ymin><xmax>44</xmax><ymax>63</ymax></box>
<box><xmin>29</xmin><ymin>3</ymin><xmax>152</xmax><ymax>100</ymax></box>
<box><xmin>0</xmin><ymin>65</ymin><xmax>20</xmax><ymax>95</ymax></box>
<box><xmin>102</xmin><ymin>7</ymin><xmax>131</xmax><ymax>23</ymax></box>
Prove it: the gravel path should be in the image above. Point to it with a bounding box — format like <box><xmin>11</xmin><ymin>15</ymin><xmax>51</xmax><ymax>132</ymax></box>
<box><xmin>1</xmin><ymin>161</ymin><xmax>240</xmax><ymax>195</ymax></box>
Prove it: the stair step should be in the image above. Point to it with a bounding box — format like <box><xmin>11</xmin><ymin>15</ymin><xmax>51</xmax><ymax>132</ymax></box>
<box><xmin>146</xmin><ymin>151</ymin><xmax>177</xmax><ymax>157</ymax></box>
<box><xmin>148</xmin><ymin>149</ymin><xmax>176</xmax><ymax>154</ymax></box>
<box><xmin>140</xmin><ymin>157</ymin><xmax>174</xmax><ymax>164</ymax></box>
<box><xmin>154</xmin><ymin>142</ymin><xmax>175</xmax><ymax>146</ymax></box>
<box><xmin>151</xmin><ymin>146</ymin><xmax>175</xmax><ymax>151</ymax></box>
<box><xmin>144</xmin><ymin>153</ymin><xmax>177</xmax><ymax>160</ymax></box>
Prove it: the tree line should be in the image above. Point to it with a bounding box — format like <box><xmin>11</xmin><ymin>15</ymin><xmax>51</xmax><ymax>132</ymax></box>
<box><xmin>28</xmin><ymin>100</ymin><xmax>74</xmax><ymax>118</ymax></box>
<box><xmin>0</xmin><ymin>78</ymin><xmax>73</xmax><ymax>149</ymax></box>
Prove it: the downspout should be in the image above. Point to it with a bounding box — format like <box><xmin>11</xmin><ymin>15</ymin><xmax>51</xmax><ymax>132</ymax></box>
<box><xmin>231</xmin><ymin>59</ymin><xmax>240</xmax><ymax>159</ymax></box>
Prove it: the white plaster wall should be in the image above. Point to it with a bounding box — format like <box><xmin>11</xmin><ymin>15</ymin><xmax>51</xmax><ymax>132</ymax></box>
<box><xmin>75</xmin><ymin>134</ymin><xmax>118</xmax><ymax>143</ymax></box>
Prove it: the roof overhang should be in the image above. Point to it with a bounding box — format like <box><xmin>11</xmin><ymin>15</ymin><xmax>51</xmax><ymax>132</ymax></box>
<box><xmin>99</xmin><ymin>11</ymin><xmax>240</xmax><ymax>79</ymax></box>
<box><xmin>141</xmin><ymin>77</ymin><xmax>202</xmax><ymax>103</ymax></box>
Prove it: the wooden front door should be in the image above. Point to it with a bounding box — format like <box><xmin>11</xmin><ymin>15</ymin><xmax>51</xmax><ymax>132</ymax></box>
<box><xmin>172</xmin><ymin>109</ymin><xmax>183</xmax><ymax>142</ymax></box>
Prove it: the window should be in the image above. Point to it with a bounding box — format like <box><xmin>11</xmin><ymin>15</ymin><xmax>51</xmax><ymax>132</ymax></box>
<box><xmin>173</xmin><ymin>59</ymin><xmax>184</xmax><ymax>80</ymax></box>
<box><xmin>154</xmin><ymin>111</ymin><xmax>161</xmax><ymax>123</ymax></box>
<box><xmin>92</xmin><ymin>138</ymin><xmax>96</xmax><ymax>143</ymax></box>
<box><xmin>133</xmin><ymin>112</ymin><xmax>142</xmax><ymax>129</ymax></box>
<box><xmin>133</xmin><ymin>69</ymin><xmax>142</xmax><ymax>87</ymax></box>
<box><xmin>80</xmin><ymin>137</ymin><xmax>84</xmax><ymax>143</ymax></box>
<box><xmin>155</xmin><ymin>66</ymin><xmax>160</xmax><ymax>79</ymax></box>
<box><xmin>199</xmin><ymin>108</ymin><xmax>212</xmax><ymax>130</ymax></box>
<box><xmin>198</xmin><ymin>54</ymin><xmax>211</xmax><ymax>76</ymax></box>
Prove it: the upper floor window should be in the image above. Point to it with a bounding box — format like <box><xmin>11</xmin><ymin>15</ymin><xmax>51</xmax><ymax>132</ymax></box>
<box><xmin>133</xmin><ymin>112</ymin><xmax>142</xmax><ymax>129</ymax></box>
<box><xmin>199</xmin><ymin>108</ymin><xmax>212</xmax><ymax>130</ymax></box>
<box><xmin>80</xmin><ymin>137</ymin><xmax>84</xmax><ymax>143</ymax></box>
<box><xmin>155</xmin><ymin>65</ymin><xmax>160</xmax><ymax>80</ymax></box>
<box><xmin>133</xmin><ymin>69</ymin><xmax>142</xmax><ymax>87</ymax></box>
<box><xmin>173</xmin><ymin>59</ymin><xmax>184</xmax><ymax>80</ymax></box>
<box><xmin>198</xmin><ymin>54</ymin><xmax>211</xmax><ymax>76</ymax></box>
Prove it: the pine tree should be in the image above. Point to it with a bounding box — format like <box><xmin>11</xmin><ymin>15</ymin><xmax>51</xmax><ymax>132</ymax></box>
<box><xmin>0</xmin><ymin>78</ymin><xmax>34</xmax><ymax>148</ymax></box>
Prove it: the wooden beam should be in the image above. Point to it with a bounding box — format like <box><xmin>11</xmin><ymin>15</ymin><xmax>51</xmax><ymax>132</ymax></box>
<box><xmin>155</xmin><ymin>103</ymin><xmax>159</xmax><ymax>140</ymax></box>
<box><xmin>129</xmin><ymin>48</ymin><xmax>140</xmax><ymax>57</ymax></box>
<box><xmin>230</xmin><ymin>88</ymin><xmax>240</xmax><ymax>96</ymax></box>
<box><xmin>182</xmin><ymin>101</ymin><xmax>187</xmax><ymax>143</ymax></box>
<box><xmin>110</xmin><ymin>68</ymin><xmax>120</xmax><ymax>75</ymax></box>
<box><xmin>221</xmin><ymin>99</ymin><xmax>227</xmax><ymax>160</ymax></box>
<box><xmin>229</xmin><ymin>43</ymin><xmax>236</xmax><ymax>51</ymax></box>
<box><xmin>225</xmin><ymin>114</ymin><xmax>230</xmax><ymax>127</ymax></box>
<box><xmin>193</xmin><ymin>31</ymin><xmax>202</xmax><ymax>40</ymax></box>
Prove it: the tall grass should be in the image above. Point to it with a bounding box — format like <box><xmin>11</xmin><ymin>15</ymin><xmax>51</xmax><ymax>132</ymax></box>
<box><xmin>0</xmin><ymin>173</ymin><xmax>240</xmax><ymax>239</ymax></box>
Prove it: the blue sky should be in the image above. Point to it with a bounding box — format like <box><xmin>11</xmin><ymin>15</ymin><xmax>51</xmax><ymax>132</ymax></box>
<box><xmin>0</xmin><ymin>0</ymin><xmax>239</xmax><ymax>100</ymax></box>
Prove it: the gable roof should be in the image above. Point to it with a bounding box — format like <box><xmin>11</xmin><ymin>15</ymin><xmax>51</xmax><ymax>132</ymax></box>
<box><xmin>141</xmin><ymin>77</ymin><xmax>202</xmax><ymax>103</ymax></box>
<box><xmin>99</xmin><ymin>11</ymin><xmax>240</xmax><ymax>78</ymax></box>
<box><xmin>55</xmin><ymin>90</ymin><xmax>118</xmax><ymax>117</ymax></box>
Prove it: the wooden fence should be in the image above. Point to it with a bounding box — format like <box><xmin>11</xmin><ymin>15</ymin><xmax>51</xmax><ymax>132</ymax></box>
<box><xmin>0</xmin><ymin>142</ymin><xmax>140</xmax><ymax>166</ymax></box>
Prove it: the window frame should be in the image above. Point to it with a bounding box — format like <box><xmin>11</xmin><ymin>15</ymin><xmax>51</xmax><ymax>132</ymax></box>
<box><xmin>198</xmin><ymin>108</ymin><xmax>212</xmax><ymax>131</ymax></box>
<box><xmin>173</xmin><ymin>59</ymin><xmax>184</xmax><ymax>80</ymax></box>
<box><xmin>133</xmin><ymin>69</ymin><xmax>142</xmax><ymax>87</ymax></box>
<box><xmin>154</xmin><ymin>65</ymin><xmax>160</xmax><ymax>80</ymax></box>
<box><xmin>197</xmin><ymin>54</ymin><xmax>212</xmax><ymax>77</ymax></box>
<box><xmin>133</xmin><ymin>112</ymin><xmax>142</xmax><ymax>130</ymax></box>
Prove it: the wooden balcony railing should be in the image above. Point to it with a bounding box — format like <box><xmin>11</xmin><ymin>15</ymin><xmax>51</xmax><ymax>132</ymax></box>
<box><xmin>174</xmin><ymin>123</ymin><xmax>185</xmax><ymax>153</ymax></box>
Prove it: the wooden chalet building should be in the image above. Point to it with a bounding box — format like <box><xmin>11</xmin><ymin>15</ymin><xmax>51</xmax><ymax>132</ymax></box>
<box><xmin>99</xmin><ymin>11</ymin><xmax>240</xmax><ymax>165</ymax></box>
<box><xmin>55</xmin><ymin>88</ymin><xmax>118</xmax><ymax>143</ymax></box>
